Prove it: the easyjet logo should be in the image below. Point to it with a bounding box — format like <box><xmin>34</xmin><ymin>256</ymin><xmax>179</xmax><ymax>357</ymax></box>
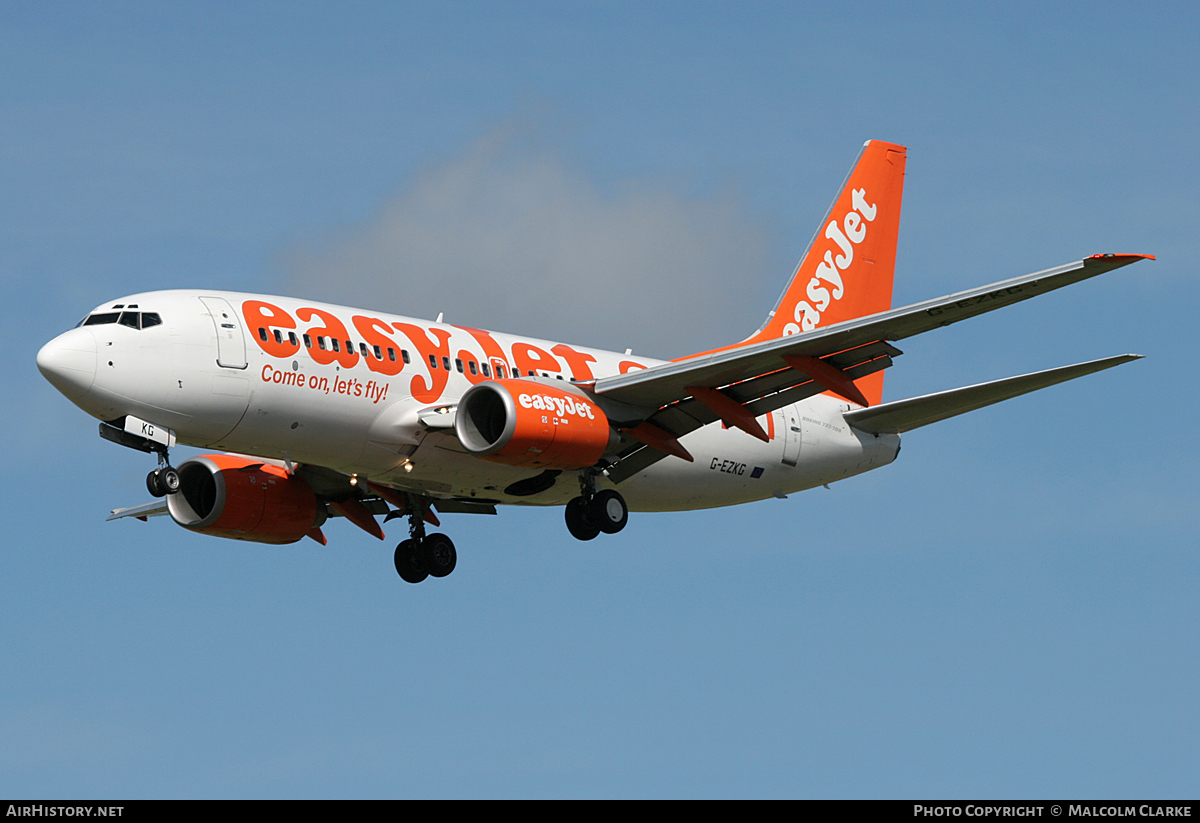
<box><xmin>517</xmin><ymin>392</ymin><xmax>597</xmax><ymax>420</ymax></box>
<box><xmin>242</xmin><ymin>299</ymin><xmax>649</xmax><ymax>406</ymax></box>
<box><xmin>782</xmin><ymin>188</ymin><xmax>877</xmax><ymax>335</ymax></box>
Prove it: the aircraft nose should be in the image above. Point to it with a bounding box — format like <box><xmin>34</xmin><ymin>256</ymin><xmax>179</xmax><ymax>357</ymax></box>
<box><xmin>37</xmin><ymin>328</ymin><xmax>97</xmax><ymax>401</ymax></box>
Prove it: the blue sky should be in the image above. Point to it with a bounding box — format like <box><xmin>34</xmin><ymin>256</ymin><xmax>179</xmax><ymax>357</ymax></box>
<box><xmin>3</xmin><ymin>1</ymin><xmax>1198</xmax><ymax>798</ymax></box>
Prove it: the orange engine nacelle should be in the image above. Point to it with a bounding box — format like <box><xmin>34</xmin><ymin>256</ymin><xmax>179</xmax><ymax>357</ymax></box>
<box><xmin>455</xmin><ymin>379</ymin><xmax>614</xmax><ymax>470</ymax></box>
<box><xmin>166</xmin><ymin>454</ymin><xmax>323</xmax><ymax>544</ymax></box>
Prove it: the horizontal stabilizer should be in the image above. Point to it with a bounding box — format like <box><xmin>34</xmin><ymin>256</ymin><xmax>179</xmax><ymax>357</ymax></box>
<box><xmin>843</xmin><ymin>354</ymin><xmax>1142</xmax><ymax>434</ymax></box>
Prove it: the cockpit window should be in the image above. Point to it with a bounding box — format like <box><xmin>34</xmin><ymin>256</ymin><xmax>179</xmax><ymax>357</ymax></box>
<box><xmin>83</xmin><ymin>313</ymin><xmax>121</xmax><ymax>326</ymax></box>
<box><xmin>81</xmin><ymin>311</ymin><xmax>162</xmax><ymax>329</ymax></box>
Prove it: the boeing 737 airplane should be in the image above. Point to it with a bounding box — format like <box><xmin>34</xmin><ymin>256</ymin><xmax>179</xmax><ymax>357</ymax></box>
<box><xmin>37</xmin><ymin>141</ymin><xmax>1151</xmax><ymax>583</ymax></box>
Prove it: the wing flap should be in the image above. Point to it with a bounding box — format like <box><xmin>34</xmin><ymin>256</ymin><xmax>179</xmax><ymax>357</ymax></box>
<box><xmin>432</xmin><ymin>499</ymin><xmax>499</xmax><ymax>515</ymax></box>
<box><xmin>843</xmin><ymin>354</ymin><xmax>1142</xmax><ymax>435</ymax></box>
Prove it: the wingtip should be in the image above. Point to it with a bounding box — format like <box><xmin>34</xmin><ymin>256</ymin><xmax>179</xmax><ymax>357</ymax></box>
<box><xmin>1088</xmin><ymin>253</ymin><xmax>1155</xmax><ymax>261</ymax></box>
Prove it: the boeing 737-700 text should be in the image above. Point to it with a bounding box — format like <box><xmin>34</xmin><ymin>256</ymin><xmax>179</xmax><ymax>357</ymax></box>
<box><xmin>36</xmin><ymin>141</ymin><xmax>1151</xmax><ymax>583</ymax></box>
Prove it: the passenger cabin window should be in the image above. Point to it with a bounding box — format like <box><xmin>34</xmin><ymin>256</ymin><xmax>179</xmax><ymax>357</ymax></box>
<box><xmin>468</xmin><ymin>361</ymin><xmax>477</xmax><ymax>375</ymax></box>
<box><xmin>258</xmin><ymin>327</ymin><xmax>268</xmax><ymax>341</ymax></box>
<box><xmin>401</xmin><ymin>350</ymin><xmax>411</xmax><ymax>364</ymax></box>
<box><xmin>442</xmin><ymin>356</ymin><xmax>451</xmax><ymax>371</ymax></box>
<box><xmin>274</xmin><ymin>329</ymin><xmax>283</xmax><ymax>344</ymax></box>
<box><xmin>331</xmin><ymin>339</ymin><xmax>340</xmax><ymax>353</ymax></box>
<box><xmin>455</xmin><ymin>358</ymin><xmax>464</xmax><ymax>373</ymax></box>
<box><xmin>482</xmin><ymin>364</ymin><xmax>491</xmax><ymax>377</ymax></box>
<box><xmin>428</xmin><ymin>354</ymin><xmax>437</xmax><ymax>369</ymax></box>
<box><xmin>318</xmin><ymin>337</ymin><xmax>327</xmax><ymax>351</ymax></box>
<box><xmin>303</xmin><ymin>334</ymin><xmax>312</xmax><ymax>348</ymax></box>
<box><xmin>288</xmin><ymin>332</ymin><xmax>298</xmax><ymax>346</ymax></box>
<box><xmin>387</xmin><ymin>347</ymin><xmax>396</xmax><ymax>362</ymax></box>
<box><xmin>373</xmin><ymin>345</ymin><xmax>383</xmax><ymax>360</ymax></box>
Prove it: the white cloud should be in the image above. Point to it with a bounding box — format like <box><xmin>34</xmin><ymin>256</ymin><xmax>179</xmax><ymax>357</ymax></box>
<box><xmin>278</xmin><ymin>124</ymin><xmax>774</xmax><ymax>358</ymax></box>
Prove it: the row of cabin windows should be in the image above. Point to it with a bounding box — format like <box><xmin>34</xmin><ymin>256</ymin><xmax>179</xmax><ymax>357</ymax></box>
<box><xmin>252</xmin><ymin>327</ymin><xmax>565</xmax><ymax>380</ymax></box>
<box><xmin>257</xmin><ymin>327</ymin><xmax>412</xmax><ymax>364</ymax></box>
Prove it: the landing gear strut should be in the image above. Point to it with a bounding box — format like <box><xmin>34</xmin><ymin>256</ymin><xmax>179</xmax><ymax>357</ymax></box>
<box><xmin>145</xmin><ymin>449</ymin><xmax>179</xmax><ymax>498</ymax></box>
<box><xmin>565</xmin><ymin>470</ymin><xmax>628</xmax><ymax>541</ymax></box>
<box><xmin>393</xmin><ymin>496</ymin><xmax>457</xmax><ymax>583</ymax></box>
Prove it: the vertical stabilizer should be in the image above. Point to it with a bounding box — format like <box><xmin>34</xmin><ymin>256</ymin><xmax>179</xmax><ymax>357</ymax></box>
<box><xmin>749</xmin><ymin>140</ymin><xmax>907</xmax><ymax>404</ymax></box>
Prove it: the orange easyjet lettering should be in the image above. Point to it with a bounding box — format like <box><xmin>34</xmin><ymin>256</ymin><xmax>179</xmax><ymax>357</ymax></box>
<box><xmin>394</xmin><ymin>322</ymin><xmax>453</xmax><ymax>403</ymax></box>
<box><xmin>551</xmin><ymin>344</ymin><xmax>598</xmax><ymax>382</ymax></box>
<box><xmin>352</xmin><ymin>315</ymin><xmax>405</xmax><ymax>377</ymax></box>
<box><xmin>243</xmin><ymin>300</ymin><xmax>300</xmax><ymax>358</ymax></box>
<box><xmin>298</xmin><ymin>307</ymin><xmax>359</xmax><ymax>368</ymax></box>
<box><xmin>512</xmin><ymin>342</ymin><xmax>560</xmax><ymax>375</ymax></box>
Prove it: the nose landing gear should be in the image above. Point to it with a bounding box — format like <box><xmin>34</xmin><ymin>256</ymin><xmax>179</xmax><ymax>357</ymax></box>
<box><xmin>97</xmin><ymin>418</ymin><xmax>180</xmax><ymax>499</ymax></box>
<box><xmin>565</xmin><ymin>471</ymin><xmax>628</xmax><ymax>541</ymax></box>
<box><xmin>145</xmin><ymin>451</ymin><xmax>180</xmax><ymax>498</ymax></box>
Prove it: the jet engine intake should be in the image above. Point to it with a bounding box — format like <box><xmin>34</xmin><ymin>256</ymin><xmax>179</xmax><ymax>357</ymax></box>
<box><xmin>455</xmin><ymin>379</ymin><xmax>614</xmax><ymax>469</ymax></box>
<box><xmin>166</xmin><ymin>454</ymin><xmax>323</xmax><ymax>544</ymax></box>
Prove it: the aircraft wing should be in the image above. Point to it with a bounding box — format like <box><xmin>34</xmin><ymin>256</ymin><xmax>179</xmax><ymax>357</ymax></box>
<box><xmin>842</xmin><ymin>354</ymin><xmax>1141</xmax><ymax>434</ymax></box>
<box><xmin>107</xmin><ymin>501</ymin><xmax>169</xmax><ymax>521</ymax></box>
<box><xmin>597</xmin><ymin>254</ymin><xmax>1150</xmax><ymax>483</ymax></box>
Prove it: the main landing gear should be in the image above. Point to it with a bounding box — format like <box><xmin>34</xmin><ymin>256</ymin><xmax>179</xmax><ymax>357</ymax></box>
<box><xmin>145</xmin><ymin>449</ymin><xmax>179</xmax><ymax>498</ymax></box>
<box><xmin>565</xmin><ymin>472</ymin><xmax>628</xmax><ymax>541</ymax></box>
<box><xmin>393</xmin><ymin>499</ymin><xmax>457</xmax><ymax>584</ymax></box>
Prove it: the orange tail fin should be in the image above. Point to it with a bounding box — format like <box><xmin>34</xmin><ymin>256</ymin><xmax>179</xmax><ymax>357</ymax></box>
<box><xmin>749</xmin><ymin>140</ymin><xmax>907</xmax><ymax>404</ymax></box>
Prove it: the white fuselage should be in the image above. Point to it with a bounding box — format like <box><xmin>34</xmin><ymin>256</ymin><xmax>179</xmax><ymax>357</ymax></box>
<box><xmin>40</xmin><ymin>290</ymin><xmax>900</xmax><ymax>511</ymax></box>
